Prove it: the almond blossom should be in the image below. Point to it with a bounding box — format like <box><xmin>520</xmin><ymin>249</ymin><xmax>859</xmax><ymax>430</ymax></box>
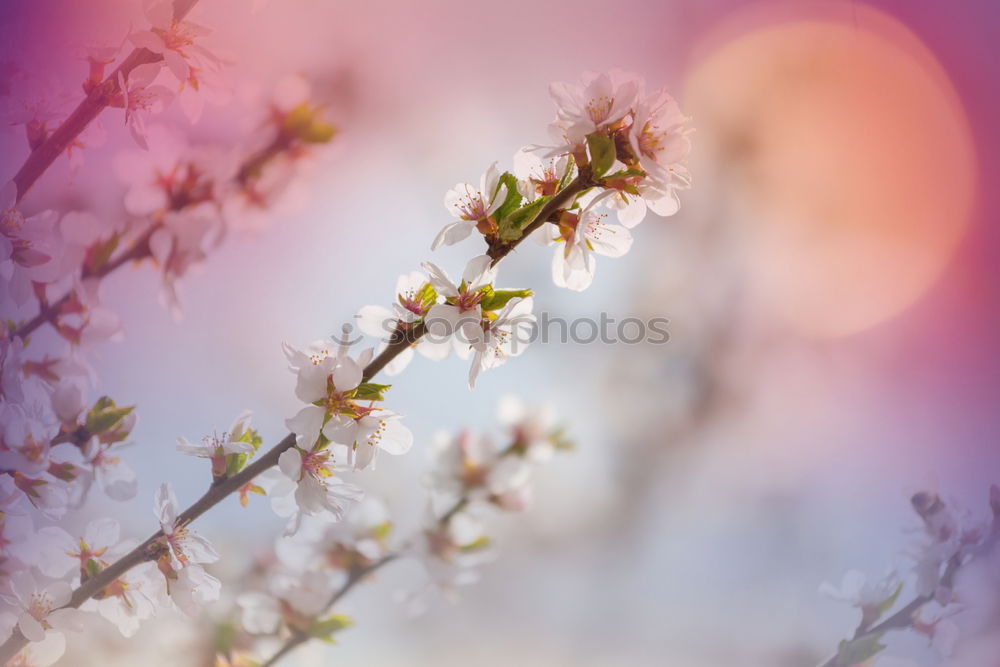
<box><xmin>626</xmin><ymin>89</ymin><xmax>692</xmax><ymax>218</ymax></box>
<box><xmin>0</xmin><ymin>572</ymin><xmax>85</xmax><ymax>644</ymax></box>
<box><xmin>152</xmin><ymin>483</ymin><xmax>220</xmax><ymax>614</ymax></box>
<box><xmin>548</xmin><ymin>198</ymin><xmax>633</xmax><ymax>292</ymax></box>
<box><xmin>237</xmin><ymin>570</ymin><xmax>337</xmax><ymax>635</ymax></box>
<box><xmin>427</xmin><ymin>431</ymin><xmax>531</xmax><ymax>507</ymax></box>
<box><xmin>431</xmin><ymin>163</ymin><xmax>508</xmax><ymax>250</ymax></box>
<box><xmin>545</xmin><ymin>70</ymin><xmax>641</xmax><ymax>156</ymax></box>
<box><xmin>28</xmin><ymin>518</ymin><xmax>123</xmax><ymax>579</ymax></box>
<box><xmin>113</xmin><ymin>63</ymin><xmax>175</xmax><ymax>149</ymax></box>
<box><xmin>422</xmin><ymin>255</ymin><xmax>498</xmax><ymax>348</ymax></box>
<box><xmin>283</xmin><ymin>347</ymin><xmax>413</xmax><ymax>468</ymax></box>
<box><xmin>466</xmin><ymin>296</ymin><xmax>535</xmax><ymax>390</ymax></box>
<box><xmin>1</xmin><ymin>182</ymin><xmax>60</xmax><ymax>307</ymax></box>
<box><xmin>176</xmin><ymin>410</ymin><xmax>255</xmax><ymax>478</ymax></box>
<box><xmin>275</xmin><ymin>446</ymin><xmax>363</xmax><ymax>521</ymax></box>
<box><xmin>512</xmin><ymin>150</ymin><xmax>572</xmax><ymax>201</ymax></box>
<box><xmin>355</xmin><ymin>271</ymin><xmax>449</xmax><ymax>375</ymax></box>
<box><xmin>128</xmin><ymin>1</ymin><xmax>218</xmax><ymax>85</ymax></box>
<box><xmin>86</xmin><ymin>562</ymin><xmax>158</xmax><ymax>638</ymax></box>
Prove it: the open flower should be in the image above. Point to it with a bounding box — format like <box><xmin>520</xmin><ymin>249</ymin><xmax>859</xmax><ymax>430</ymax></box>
<box><xmin>427</xmin><ymin>431</ymin><xmax>531</xmax><ymax>507</ymax></box>
<box><xmin>284</xmin><ymin>348</ymin><xmax>413</xmax><ymax>468</ymax></box>
<box><xmin>0</xmin><ymin>572</ymin><xmax>85</xmax><ymax>643</ymax></box>
<box><xmin>176</xmin><ymin>410</ymin><xmax>255</xmax><ymax>478</ymax></box>
<box><xmin>422</xmin><ymin>255</ymin><xmax>498</xmax><ymax>349</ymax></box>
<box><xmin>237</xmin><ymin>570</ymin><xmax>336</xmax><ymax>635</ymax></box>
<box><xmin>545</xmin><ymin>70</ymin><xmax>641</xmax><ymax>156</ymax></box>
<box><xmin>276</xmin><ymin>446</ymin><xmax>362</xmax><ymax>519</ymax></box>
<box><xmin>86</xmin><ymin>562</ymin><xmax>158</xmax><ymax>637</ymax></box>
<box><xmin>154</xmin><ymin>483</ymin><xmax>218</xmax><ymax>570</ymax></box>
<box><xmin>113</xmin><ymin>63</ymin><xmax>174</xmax><ymax>149</ymax></box>
<box><xmin>512</xmin><ymin>150</ymin><xmax>572</xmax><ymax>201</ymax></box>
<box><xmin>129</xmin><ymin>1</ymin><xmax>217</xmax><ymax>84</ymax></box>
<box><xmin>467</xmin><ymin>297</ymin><xmax>535</xmax><ymax>389</ymax></box>
<box><xmin>355</xmin><ymin>271</ymin><xmax>448</xmax><ymax>375</ymax></box>
<box><xmin>548</xmin><ymin>198</ymin><xmax>632</xmax><ymax>291</ymax></box>
<box><xmin>432</xmin><ymin>163</ymin><xmax>508</xmax><ymax>249</ymax></box>
<box><xmin>627</xmin><ymin>89</ymin><xmax>691</xmax><ymax>218</ymax></box>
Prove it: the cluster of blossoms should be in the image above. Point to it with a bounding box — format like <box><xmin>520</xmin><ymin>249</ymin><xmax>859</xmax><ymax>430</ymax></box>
<box><xmin>215</xmin><ymin>397</ymin><xmax>570</xmax><ymax>663</ymax></box>
<box><xmin>1</xmin><ymin>56</ymin><xmax>688</xmax><ymax>667</ymax></box>
<box><xmin>1</xmin><ymin>1</ymin><xmax>340</xmax><ymax>663</ymax></box>
<box><xmin>356</xmin><ymin>255</ymin><xmax>535</xmax><ymax>388</ymax></box>
<box><xmin>433</xmin><ymin>69</ymin><xmax>691</xmax><ymax>292</ymax></box>
<box><xmin>819</xmin><ymin>487</ymin><xmax>1000</xmax><ymax>667</ymax></box>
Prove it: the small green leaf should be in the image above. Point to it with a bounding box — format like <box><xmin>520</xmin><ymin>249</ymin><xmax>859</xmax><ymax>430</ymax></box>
<box><xmin>84</xmin><ymin>558</ymin><xmax>102</xmax><ymax>579</ymax></box>
<box><xmin>558</xmin><ymin>155</ymin><xmax>577</xmax><ymax>189</ymax></box>
<box><xmin>85</xmin><ymin>397</ymin><xmax>135</xmax><ymax>435</ymax></box>
<box><xmin>498</xmin><ymin>196</ymin><xmax>550</xmax><ymax>242</ymax></box>
<box><xmin>491</xmin><ymin>172</ymin><xmax>523</xmax><ymax>223</ymax></box>
<box><xmin>226</xmin><ymin>453</ymin><xmax>248</xmax><ymax>477</ymax></box>
<box><xmin>602</xmin><ymin>167</ymin><xmax>645</xmax><ymax>181</ymax></box>
<box><xmin>480</xmin><ymin>289</ymin><xmax>532</xmax><ymax>312</ymax></box>
<box><xmin>877</xmin><ymin>583</ymin><xmax>904</xmax><ymax>618</ymax></box>
<box><xmin>836</xmin><ymin>634</ymin><xmax>886</xmax><ymax>665</ymax></box>
<box><xmin>309</xmin><ymin>614</ymin><xmax>353</xmax><ymax>643</ymax></box>
<box><xmin>586</xmin><ymin>132</ymin><xmax>616</xmax><ymax>178</ymax></box>
<box><xmin>354</xmin><ymin>382</ymin><xmax>391</xmax><ymax>402</ymax></box>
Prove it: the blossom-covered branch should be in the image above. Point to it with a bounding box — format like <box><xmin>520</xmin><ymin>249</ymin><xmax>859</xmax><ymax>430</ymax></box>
<box><xmin>2</xmin><ymin>67</ymin><xmax>691</xmax><ymax>665</ymax></box>
<box><xmin>235</xmin><ymin>398</ymin><xmax>569</xmax><ymax>667</ymax></box>
<box><xmin>818</xmin><ymin>486</ymin><xmax>1000</xmax><ymax>666</ymax></box>
<box><xmin>10</xmin><ymin>0</ymin><xmax>205</xmax><ymax>203</ymax></box>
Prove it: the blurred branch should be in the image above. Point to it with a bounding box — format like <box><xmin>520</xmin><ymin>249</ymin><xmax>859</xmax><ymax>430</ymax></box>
<box><xmin>11</xmin><ymin>0</ymin><xmax>203</xmax><ymax>204</ymax></box>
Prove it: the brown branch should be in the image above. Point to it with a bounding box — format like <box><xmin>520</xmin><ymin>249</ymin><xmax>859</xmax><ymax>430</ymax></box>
<box><xmin>11</xmin><ymin>0</ymin><xmax>203</xmax><ymax>203</ymax></box>
<box><xmin>486</xmin><ymin>169</ymin><xmax>592</xmax><ymax>265</ymax></box>
<box><xmin>0</xmin><ymin>161</ymin><xmax>591</xmax><ymax>664</ymax></box>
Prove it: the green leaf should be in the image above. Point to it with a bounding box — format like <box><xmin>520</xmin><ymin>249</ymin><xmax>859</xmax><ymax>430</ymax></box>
<box><xmin>498</xmin><ymin>196</ymin><xmax>550</xmax><ymax>242</ymax></box>
<box><xmin>415</xmin><ymin>282</ymin><xmax>438</xmax><ymax>310</ymax></box>
<box><xmin>602</xmin><ymin>167</ymin><xmax>645</xmax><ymax>181</ymax></box>
<box><xmin>877</xmin><ymin>583</ymin><xmax>904</xmax><ymax>618</ymax></box>
<box><xmin>225</xmin><ymin>453</ymin><xmax>249</xmax><ymax>477</ymax></box>
<box><xmin>354</xmin><ymin>382</ymin><xmax>391</xmax><ymax>402</ymax></box>
<box><xmin>836</xmin><ymin>634</ymin><xmax>886</xmax><ymax>665</ymax></box>
<box><xmin>491</xmin><ymin>172</ymin><xmax>523</xmax><ymax>223</ymax></box>
<box><xmin>309</xmin><ymin>614</ymin><xmax>353</xmax><ymax>643</ymax></box>
<box><xmin>480</xmin><ymin>289</ymin><xmax>532</xmax><ymax>312</ymax></box>
<box><xmin>85</xmin><ymin>397</ymin><xmax>134</xmax><ymax>435</ymax></box>
<box><xmin>558</xmin><ymin>155</ymin><xmax>577</xmax><ymax>190</ymax></box>
<box><xmin>586</xmin><ymin>132</ymin><xmax>616</xmax><ymax>178</ymax></box>
<box><xmin>84</xmin><ymin>558</ymin><xmax>102</xmax><ymax>579</ymax></box>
